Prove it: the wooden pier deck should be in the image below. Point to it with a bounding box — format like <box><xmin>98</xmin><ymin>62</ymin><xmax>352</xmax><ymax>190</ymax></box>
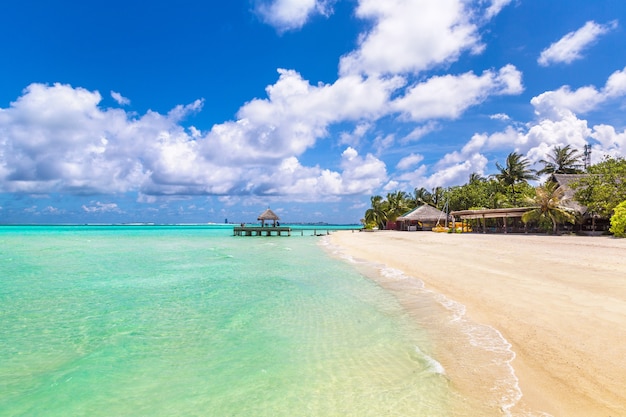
<box><xmin>233</xmin><ymin>226</ymin><xmax>292</xmax><ymax>236</ymax></box>
<box><xmin>233</xmin><ymin>226</ymin><xmax>362</xmax><ymax>236</ymax></box>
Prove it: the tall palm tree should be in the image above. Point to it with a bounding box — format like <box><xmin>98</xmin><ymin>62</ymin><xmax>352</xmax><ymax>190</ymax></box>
<box><xmin>431</xmin><ymin>186</ymin><xmax>446</xmax><ymax>209</ymax></box>
<box><xmin>495</xmin><ymin>152</ymin><xmax>538</xmax><ymax>197</ymax></box>
<box><xmin>412</xmin><ymin>187</ymin><xmax>433</xmax><ymax>206</ymax></box>
<box><xmin>522</xmin><ymin>182</ymin><xmax>576</xmax><ymax>234</ymax></box>
<box><xmin>364</xmin><ymin>195</ymin><xmax>387</xmax><ymax>229</ymax></box>
<box><xmin>385</xmin><ymin>191</ymin><xmax>410</xmax><ymax>222</ymax></box>
<box><xmin>538</xmin><ymin>145</ymin><xmax>583</xmax><ymax>175</ymax></box>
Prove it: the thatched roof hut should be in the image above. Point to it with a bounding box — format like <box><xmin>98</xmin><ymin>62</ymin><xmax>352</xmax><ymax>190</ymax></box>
<box><xmin>396</xmin><ymin>205</ymin><xmax>452</xmax><ymax>230</ymax></box>
<box><xmin>258</xmin><ymin>208</ymin><xmax>280</xmax><ymax>227</ymax></box>
<box><xmin>550</xmin><ymin>174</ymin><xmax>588</xmax><ymax>215</ymax></box>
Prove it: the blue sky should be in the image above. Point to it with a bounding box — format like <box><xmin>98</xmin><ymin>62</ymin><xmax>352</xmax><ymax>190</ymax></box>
<box><xmin>1</xmin><ymin>0</ymin><xmax>625</xmax><ymax>224</ymax></box>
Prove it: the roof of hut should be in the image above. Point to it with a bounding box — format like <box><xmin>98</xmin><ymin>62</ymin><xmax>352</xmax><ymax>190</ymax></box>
<box><xmin>550</xmin><ymin>173</ymin><xmax>589</xmax><ymax>214</ymax></box>
<box><xmin>396</xmin><ymin>204</ymin><xmax>451</xmax><ymax>222</ymax></box>
<box><xmin>257</xmin><ymin>208</ymin><xmax>280</xmax><ymax>221</ymax></box>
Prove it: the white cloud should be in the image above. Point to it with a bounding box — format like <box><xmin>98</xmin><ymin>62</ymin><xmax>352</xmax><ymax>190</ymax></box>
<box><xmin>338</xmin><ymin>147</ymin><xmax>388</xmax><ymax>194</ymax></box>
<box><xmin>255</xmin><ymin>0</ymin><xmax>335</xmax><ymax>32</ymax></box>
<box><xmin>390</xmin><ymin>150</ymin><xmax>487</xmax><ymax>190</ymax></box>
<box><xmin>425</xmin><ymin>152</ymin><xmax>488</xmax><ymax>188</ymax></box>
<box><xmin>0</xmin><ymin>83</ymin><xmax>147</xmax><ymax>194</ymax></box>
<box><xmin>43</xmin><ymin>205</ymin><xmax>63</xmax><ymax>214</ymax></box>
<box><xmin>461</xmin><ymin>126</ymin><xmax>523</xmax><ymax>154</ymax></box>
<box><xmin>396</xmin><ymin>153</ymin><xmax>424</xmax><ymax>170</ymax></box>
<box><xmin>531</xmin><ymin>66</ymin><xmax>626</xmax><ymax>119</ymax></box>
<box><xmin>0</xmin><ymin>78</ymin><xmax>394</xmax><ymax>201</ymax></box>
<box><xmin>7</xmin><ymin>3</ymin><xmax>622</xmax><ymax>206</ymax></box>
<box><xmin>490</xmin><ymin>113</ymin><xmax>511</xmax><ymax>121</ymax></box>
<box><xmin>400</xmin><ymin>66</ymin><xmax>626</xmax><ymax>188</ymax></box>
<box><xmin>339</xmin><ymin>122</ymin><xmax>372</xmax><ymax>147</ymax></box>
<box><xmin>392</xmin><ymin>65</ymin><xmax>523</xmax><ymax>121</ymax></box>
<box><xmin>211</xmin><ymin>69</ymin><xmax>403</xmax><ymax>163</ymax></box>
<box><xmin>484</xmin><ymin>0</ymin><xmax>514</xmax><ymax>20</ymax></box>
<box><xmin>339</xmin><ymin>0</ymin><xmax>484</xmax><ymax>76</ymax></box>
<box><xmin>111</xmin><ymin>91</ymin><xmax>130</xmax><ymax>106</ymax></box>
<box><xmin>538</xmin><ymin>20</ymin><xmax>618</xmax><ymax>66</ymax></box>
<box><xmin>82</xmin><ymin>202</ymin><xmax>123</xmax><ymax>213</ymax></box>
<box><xmin>591</xmin><ymin>124</ymin><xmax>626</xmax><ymax>156</ymax></box>
<box><xmin>240</xmin><ymin>148</ymin><xmax>387</xmax><ymax>199</ymax></box>
<box><xmin>401</xmin><ymin>122</ymin><xmax>439</xmax><ymax>143</ymax></box>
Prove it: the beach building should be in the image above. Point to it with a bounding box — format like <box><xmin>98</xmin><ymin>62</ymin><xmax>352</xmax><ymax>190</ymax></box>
<box><xmin>450</xmin><ymin>207</ymin><xmax>534</xmax><ymax>233</ymax></box>
<box><xmin>234</xmin><ymin>208</ymin><xmax>291</xmax><ymax>236</ymax></box>
<box><xmin>395</xmin><ymin>205</ymin><xmax>453</xmax><ymax>231</ymax></box>
<box><xmin>549</xmin><ymin>173</ymin><xmax>609</xmax><ymax>232</ymax></box>
<box><xmin>257</xmin><ymin>208</ymin><xmax>280</xmax><ymax>227</ymax></box>
<box><xmin>450</xmin><ymin>175</ymin><xmax>608</xmax><ymax>233</ymax></box>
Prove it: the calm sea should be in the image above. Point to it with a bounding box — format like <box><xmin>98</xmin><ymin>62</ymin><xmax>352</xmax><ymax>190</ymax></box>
<box><xmin>0</xmin><ymin>225</ymin><xmax>516</xmax><ymax>416</ymax></box>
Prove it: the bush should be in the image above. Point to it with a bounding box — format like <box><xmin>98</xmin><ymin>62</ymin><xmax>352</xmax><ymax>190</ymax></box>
<box><xmin>609</xmin><ymin>200</ymin><xmax>626</xmax><ymax>238</ymax></box>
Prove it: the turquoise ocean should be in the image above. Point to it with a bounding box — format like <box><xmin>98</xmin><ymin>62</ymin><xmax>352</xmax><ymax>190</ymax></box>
<box><xmin>0</xmin><ymin>225</ymin><xmax>520</xmax><ymax>416</ymax></box>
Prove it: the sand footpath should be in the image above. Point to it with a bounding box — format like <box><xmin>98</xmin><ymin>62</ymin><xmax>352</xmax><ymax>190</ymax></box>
<box><xmin>328</xmin><ymin>231</ymin><xmax>626</xmax><ymax>417</ymax></box>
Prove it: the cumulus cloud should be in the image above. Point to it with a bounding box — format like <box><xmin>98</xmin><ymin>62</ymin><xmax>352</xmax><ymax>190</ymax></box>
<box><xmin>240</xmin><ymin>147</ymin><xmax>387</xmax><ymax>199</ymax></box>
<box><xmin>339</xmin><ymin>0</ymin><xmax>484</xmax><ymax>76</ymax></box>
<box><xmin>490</xmin><ymin>113</ymin><xmax>511</xmax><ymax>121</ymax></box>
<box><xmin>426</xmin><ymin>152</ymin><xmax>489</xmax><ymax>188</ymax></box>
<box><xmin>401</xmin><ymin>122</ymin><xmax>439</xmax><ymax>143</ymax></box>
<box><xmin>396</xmin><ymin>153</ymin><xmax>424</xmax><ymax>170</ymax></box>
<box><xmin>538</xmin><ymin>20</ymin><xmax>618</xmax><ymax>66</ymax></box>
<box><xmin>391</xmin><ymin>150</ymin><xmax>488</xmax><ymax>191</ymax></box>
<box><xmin>11</xmin><ymin>2</ymin><xmax>621</xmax><ymax>206</ymax></box>
<box><xmin>484</xmin><ymin>0</ymin><xmax>514</xmax><ymax>20</ymax></box>
<box><xmin>0</xmin><ymin>78</ymin><xmax>393</xmax><ymax>201</ymax></box>
<box><xmin>392</xmin><ymin>65</ymin><xmax>523</xmax><ymax>121</ymax></box>
<box><xmin>589</xmin><ymin>124</ymin><xmax>626</xmax><ymax>159</ymax></box>
<box><xmin>339</xmin><ymin>122</ymin><xmax>372</xmax><ymax>147</ymax></box>
<box><xmin>531</xmin><ymin>66</ymin><xmax>626</xmax><ymax>118</ymax></box>
<box><xmin>395</xmin><ymin>64</ymin><xmax>626</xmax><ymax>189</ymax></box>
<box><xmin>111</xmin><ymin>91</ymin><xmax>130</xmax><ymax>106</ymax></box>
<box><xmin>431</xmin><ymin>70</ymin><xmax>626</xmax><ymax>183</ymax></box>
<box><xmin>82</xmin><ymin>202</ymin><xmax>123</xmax><ymax>213</ymax></box>
<box><xmin>254</xmin><ymin>0</ymin><xmax>335</xmax><ymax>32</ymax></box>
<box><xmin>202</xmin><ymin>69</ymin><xmax>404</xmax><ymax>166</ymax></box>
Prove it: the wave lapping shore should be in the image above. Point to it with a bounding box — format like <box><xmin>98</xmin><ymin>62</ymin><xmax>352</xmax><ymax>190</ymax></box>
<box><xmin>327</xmin><ymin>231</ymin><xmax>626</xmax><ymax>417</ymax></box>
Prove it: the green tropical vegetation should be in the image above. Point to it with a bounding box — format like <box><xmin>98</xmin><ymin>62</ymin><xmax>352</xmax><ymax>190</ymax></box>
<box><xmin>609</xmin><ymin>200</ymin><xmax>626</xmax><ymax>238</ymax></box>
<box><xmin>571</xmin><ymin>156</ymin><xmax>626</xmax><ymax>218</ymax></box>
<box><xmin>537</xmin><ymin>144</ymin><xmax>584</xmax><ymax>175</ymax></box>
<box><xmin>364</xmin><ymin>195</ymin><xmax>387</xmax><ymax>229</ymax></box>
<box><xmin>521</xmin><ymin>181</ymin><xmax>576</xmax><ymax>234</ymax></box>
<box><xmin>362</xmin><ymin>148</ymin><xmax>626</xmax><ymax>236</ymax></box>
<box><xmin>493</xmin><ymin>152</ymin><xmax>538</xmax><ymax>202</ymax></box>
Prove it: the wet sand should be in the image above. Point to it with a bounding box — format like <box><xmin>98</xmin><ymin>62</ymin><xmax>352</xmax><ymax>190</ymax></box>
<box><xmin>328</xmin><ymin>231</ymin><xmax>626</xmax><ymax>417</ymax></box>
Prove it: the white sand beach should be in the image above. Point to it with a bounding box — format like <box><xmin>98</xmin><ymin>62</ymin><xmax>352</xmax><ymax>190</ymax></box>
<box><xmin>328</xmin><ymin>231</ymin><xmax>626</xmax><ymax>417</ymax></box>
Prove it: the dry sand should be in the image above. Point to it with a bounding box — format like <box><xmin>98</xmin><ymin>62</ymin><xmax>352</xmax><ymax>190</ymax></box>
<box><xmin>328</xmin><ymin>230</ymin><xmax>626</xmax><ymax>417</ymax></box>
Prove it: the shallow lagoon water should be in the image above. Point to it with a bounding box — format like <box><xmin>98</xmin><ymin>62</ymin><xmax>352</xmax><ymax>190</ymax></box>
<box><xmin>1</xmin><ymin>226</ymin><xmax>460</xmax><ymax>416</ymax></box>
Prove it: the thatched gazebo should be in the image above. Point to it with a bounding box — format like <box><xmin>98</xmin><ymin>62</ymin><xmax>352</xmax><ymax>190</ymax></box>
<box><xmin>396</xmin><ymin>205</ymin><xmax>452</xmax><ymax>231</ymax></box>
<box><xmin>258</xmin><ymin>208</ymin><xmax>280</xmax><ymax>227</ymax></box>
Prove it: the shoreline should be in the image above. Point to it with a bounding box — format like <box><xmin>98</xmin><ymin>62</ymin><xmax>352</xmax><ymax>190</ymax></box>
<box><xmin>327</xmin><ymin>231</ymin><xmax>626</xmax><ymax>417</ymax></box>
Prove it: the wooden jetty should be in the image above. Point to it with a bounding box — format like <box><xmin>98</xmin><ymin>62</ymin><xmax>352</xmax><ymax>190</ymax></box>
<box><xmin>233</xmin><ymin>226</ymin><xmax>292</xmax><ymax>237</ymax></box>
<box><xmin>233</xmin><ymin>208</ymin><xmax>361</xmax><ymax>237</ymax></box>
<box><xmin>233</xmin><ymin>226</ymin><xmax>354</xmax><ymax>237</ymax></box>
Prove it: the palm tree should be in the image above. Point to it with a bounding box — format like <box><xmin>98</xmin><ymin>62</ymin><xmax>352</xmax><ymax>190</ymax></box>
<box><xmin>468</xmin><ymin>172</ymin><xmax>485</xmax><ymax>184</ymax></box>
<box><xmin>494</xmin><ymin>152</ymin><xmax>538</xmax><ymax>200</ymax></box>
<box><xmin>522</xmin><ymin>182</ymin><xmax>576</xmax><ymax>234</ymax></box>
<box><xmin>412</xmin><ymin>187</ymin><xmax>433</xmax><ymax>206</ymax></box>
<box><xmin>431</xmin><ymin>186</ymin><xmax>446</xmax><ymax>209</ymax></box>
<box><xmin>385</xmin><ymin>191</ymin><xmax>410</xmax><ymax>222</ymax></box>
<box><xmin>538</xmin><ymin>145</ymin><xmax>583</xmax><ymax>175</ymax></box>
<box><xmin>364</xmin><ymin>195</ymin><xmax>387</xmax><ymax>229</ymax></box>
